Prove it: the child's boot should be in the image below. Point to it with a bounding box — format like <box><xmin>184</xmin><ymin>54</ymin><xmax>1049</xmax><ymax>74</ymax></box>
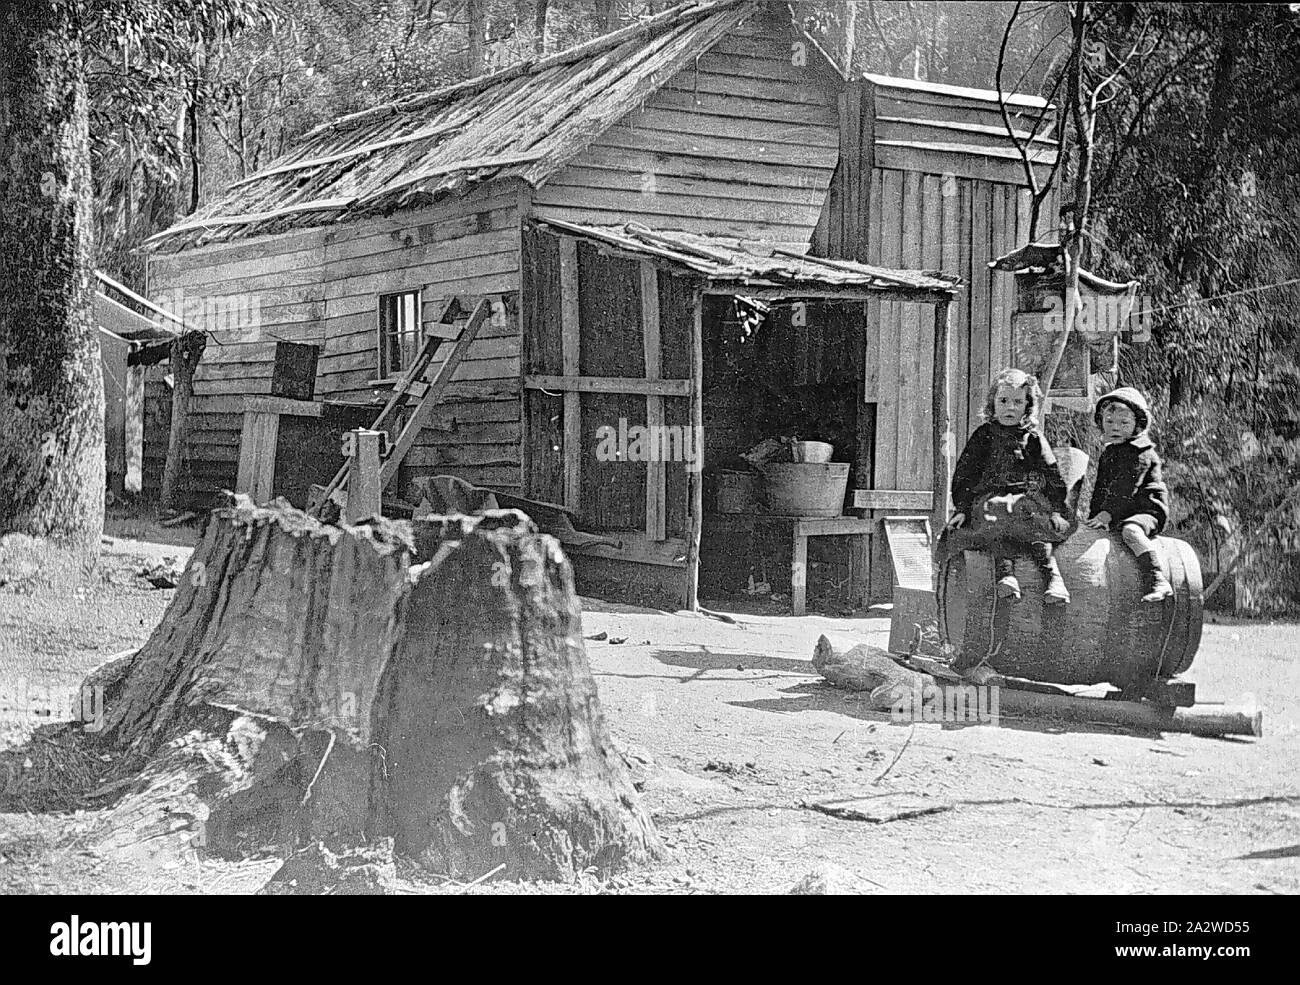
<box><xmin>994</xmin><ymin>556</ymin><xmax>1021</xmax><ymax>601</ymax></box>
<box><xmin>1031</xmin><ymin>544</ymin><xmax>1070</xmax><ymax>604</ymax></box>
<box><xmin>1135</xmin><ymin>550</ymin><xmax>1173</xmax><ymax>603</ymax></box>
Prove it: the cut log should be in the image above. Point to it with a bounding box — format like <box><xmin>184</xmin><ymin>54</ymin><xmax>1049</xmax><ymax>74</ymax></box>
<box><xmin>3</xmin><ymin>500</ymin><xmax>659</xmax><ymax>885</ymax></box>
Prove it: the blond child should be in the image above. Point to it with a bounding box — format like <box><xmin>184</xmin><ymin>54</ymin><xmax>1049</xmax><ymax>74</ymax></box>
<box><xmin>945</xmin><ymin>368</ymin><xmax>1073</xmax><ymax>603</ymax></box>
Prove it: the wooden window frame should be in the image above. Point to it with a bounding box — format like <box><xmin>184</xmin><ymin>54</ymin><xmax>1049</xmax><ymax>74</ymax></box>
<box><xmin>376</xmin><ymin>289</ymin><xmax>422</xmax><ymax>382</ymax></box>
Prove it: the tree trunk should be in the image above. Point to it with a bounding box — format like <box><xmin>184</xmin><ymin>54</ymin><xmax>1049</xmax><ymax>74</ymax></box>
<box><xmin>0</xmin><ymin>1</ymin><xmax>105</xmax><ymax>559</ymax></box>
<box><xmin>159</xmin><ymin>331</ymin><xmax>206</xmax><ymax>513</ymax></box>
<box><xmin>466</xmin><ymin>0</ymin><xmax>485</xmax><ymax>76</ymax></box>
<box><xmin>533</xmin><ymin>0</ymin><xmax>550</xmax><ymax>54</ymax></box>
<box><xmin>41</xmin><ymin>502</ymin><xmax>659</xmax><ymax>885</ymax></box>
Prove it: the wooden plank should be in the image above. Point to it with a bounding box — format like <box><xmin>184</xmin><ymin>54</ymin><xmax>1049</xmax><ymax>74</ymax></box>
<box><xmin>794</xmin><ymin>517</ymin><xmax>878</xmax><ymax>537</ymax></box>
<box><xmin>873</xmin><ymin>143</ymin><xmax>1054</xmax><ymax>186</ymax></box>
<box><xmin>932</xmin><ymin>299</ymin><xmax>953</xmax><ymax>534</ymax></box>
<box><xmin>956</xmin><ymin>178</ymin><xmax>973</xmax><ymax>443</ymax></box>
<box><xmin>243</xmin><ymin>396</ymin><xmax>323</xmax><ymax>417</ymax></box>
<box><xmin>897</xmin><ymin>171</ymin><xmax>923</xmax><ymax>489</ymax></box>
<box><xmin>969</xmin><ymin>180</ymin><xmax>992</xmax><ymax>431</ymax></box>
<box><xmin>852</xmin><ymin>489</ymin><xmax>934</xmax><ymax>511</ymax></box>
<box><xmin>235</xmin><ymin>410</ymin><xmax>279</xmax><ymax>503</ymax></box>
<box><xmin>684</xmin><ymin>290</ymin><xmax>704</xmax><ymax>611</ymax></box>
<box><xmin>918</xmin><ymin>174</ymin><xmax>942</xmax><ymax>490</ymax></box>
<box><xmin>641</xmin><ymin>262</ymin><xmax>666</xmax><ymax>542</ymax></box>
<box><xmin>863</xmin><ymin>169</ymin><xmax>883</xmax><ymax>404</ymax></box>
<box><xmin>942</xmin><ymin>172</ymin><xmax>962</xmax><ymax>446</ymax></box>
<box><xmin>876</xmin><ymin>169</ymin><xmax>903</xmax><ymax>491</ymax></box>
<box><xmin>523</xmin><ymin>374</ymin><xmax>692</xmax><ymax>397</ymax></box>
<box><xmin>560</xmin><ymin>237</ymin><xmax>581</xmax><ymax>508</ymax></box>
<box><xmin>990</xmin><ymin>184</ymin><xmax>1010</xmax><ymax>371</ymax></box>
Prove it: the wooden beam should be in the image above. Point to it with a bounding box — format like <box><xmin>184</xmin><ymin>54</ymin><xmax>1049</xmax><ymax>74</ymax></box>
<box><xmin>684</xmin><ymin>290</ymin><xmax>704</xmax><ymax>612</ymax></box>
<box><xmin>524</xmin><ymin>374</ymin><xmax>692</xmax><ymax>397</ymax></box>
<box><xmin>932</xmin><ymin>299</ymin><xmax>953</xmax><ymax>533</ymax></box>
<box><xmin>243</xmin><ymin>396</ymin><xmax>324</xmax><ymax>417</ymax></box>
<box><xmin>560</xmin><ymin>237</ymin><xmax>581</xmax><ymax>509</ymax></box>
<box><xmin>641</xmin><ymin>262</ymin><xmax>666</xmax><ymax>542</ymax></box>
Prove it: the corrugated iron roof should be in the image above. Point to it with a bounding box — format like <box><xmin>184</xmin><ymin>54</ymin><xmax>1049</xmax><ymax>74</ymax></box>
<box><xmin>144</xmin><ymin>0</ymin><xmax>756</xmax><ymax>253</ymax></box>
<box><xmin>537</xmin><ymin>218</ymin><xmax>961</xmax><ymax>295</ymax></box>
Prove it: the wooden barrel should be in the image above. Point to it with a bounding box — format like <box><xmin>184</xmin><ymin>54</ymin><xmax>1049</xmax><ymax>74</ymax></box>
<box><xmin>938</xmin><ymin>527</ymin><xmax>1203</xmax><ymax>690</ymax></box>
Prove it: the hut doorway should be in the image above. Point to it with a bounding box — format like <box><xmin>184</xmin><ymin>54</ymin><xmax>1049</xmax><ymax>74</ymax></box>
<box><xmin>697</xmin><ymin>294</ymin><xmax>873</xmax><ymax>612</ymax></box>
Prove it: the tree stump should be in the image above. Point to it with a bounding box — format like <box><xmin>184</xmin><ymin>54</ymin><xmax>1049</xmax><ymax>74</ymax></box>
<box><xmin>5</xmin><ymin>500</ymin><xmax>659</xmax><ymax>885</ymax></box>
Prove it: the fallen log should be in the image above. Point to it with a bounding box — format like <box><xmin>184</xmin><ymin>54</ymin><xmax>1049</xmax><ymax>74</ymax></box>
<box><xmin>813</xmin><ymin>635</ymin><xmax>1261</xmax><ymax>738</ymax></box>
<box><xmin>996</xmin><ymin>688</ymin><xmax>1262</xmax><ymax>738</ymax></box>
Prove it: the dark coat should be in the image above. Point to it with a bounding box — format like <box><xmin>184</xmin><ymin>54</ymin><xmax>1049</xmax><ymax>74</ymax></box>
<box><xmin>1086</xmin><ymin>433</ymin><xmax>1170</xmax><ymax>533</ymax></box>
<box><xmin>950</xmin><ymin>422</ymin><xmax>1070</xmax><ymax>517</ymax></box>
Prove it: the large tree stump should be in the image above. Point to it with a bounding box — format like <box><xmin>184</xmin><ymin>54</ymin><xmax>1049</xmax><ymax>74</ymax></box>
<box><xmin>6</xmin><ymin>501</ymin><xmax>659</xmax><ymax>885</ymax></box>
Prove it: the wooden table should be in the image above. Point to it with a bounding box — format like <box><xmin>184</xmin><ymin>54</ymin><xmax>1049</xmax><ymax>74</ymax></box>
<box><xmin>705</xmin><ymin>514</ymin><xmax>878</xmax><ymax>615</ymax></box>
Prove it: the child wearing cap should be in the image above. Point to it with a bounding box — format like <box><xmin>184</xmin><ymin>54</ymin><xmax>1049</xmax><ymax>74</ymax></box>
<box><xmin>945</xmin><ymin>368</ymin><xmax>1074</xmax><ymax>604</ymax></box>
<box><xmin>1084</xmin><ymin>387</ymin><xmax>1173</xmax><ymax>602</ymax></box>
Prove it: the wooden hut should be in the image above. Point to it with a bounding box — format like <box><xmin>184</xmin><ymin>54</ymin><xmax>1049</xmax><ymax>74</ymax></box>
<box><xmin>143</xmin><ymin>0</ymin><xmax>1057</xmax><ymax>608</ymax></box>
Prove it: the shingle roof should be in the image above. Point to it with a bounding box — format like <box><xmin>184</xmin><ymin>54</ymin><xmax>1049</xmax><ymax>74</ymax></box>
<box><xmin>144</xmin><ymin>0</ymin><xmax>756</xmax><ymax>253</ymax></box>
<box><xmin>537</xmin><ymin>218</ymin><xmax>961</xmax><ymax>296</ymax></box>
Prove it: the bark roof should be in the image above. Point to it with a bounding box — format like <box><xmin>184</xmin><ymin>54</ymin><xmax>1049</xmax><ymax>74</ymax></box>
<box><xmin>537</xmin><ymin>218</ymin><xmax>961</xmax><ymax>296</ymax></box>
<box><xmin>144</xmin><ymin>0</ymin><xmax>756</xmax><ymax>254</ymax></box>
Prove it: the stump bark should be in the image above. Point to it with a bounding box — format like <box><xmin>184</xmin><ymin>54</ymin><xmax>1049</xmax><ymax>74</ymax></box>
<box><xmin>9</xmin><ymin>500</ymin><xmax>659</xmax><ymax>885</ymax></box>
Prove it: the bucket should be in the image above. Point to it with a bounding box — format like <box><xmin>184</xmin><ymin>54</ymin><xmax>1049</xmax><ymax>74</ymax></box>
<box><xmin>792</xmin><ymin>441</ymin><xmax>833</xmax><ymax>464</ymax></box>
<box><xmin>760</xmin><ymin>463</ymin><xmax>850</xmax><ymax>517</ymax></box>
<box><xmin>713</xmin><ymin>471</ymin><xmax>756</xmax><ymax>513</ymax></box>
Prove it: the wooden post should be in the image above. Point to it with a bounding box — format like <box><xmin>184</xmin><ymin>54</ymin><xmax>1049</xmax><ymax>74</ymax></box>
<box><xmin>159</xmin><ymin>331</ymin><xmax>205</xmax><ymax>512</ymax></box>
<box><xmin>641</xmin><ymin>262</ymin><xmax>666</xmax><ymax>542</ymax></box>
<box><xmin>931</xmin><ymin>299</ymin><xmax>952</xmax><ymax>536</ymax></box>
<box><xmin>683</xmin><ymin>289</ymin><xmax>704</xmax><ymax>612</ymax></box>
<box><xmin>791</xmin><ymin>527</ymin><xmax>808</xmax><ymax>616</ymax></box>
<box><xmin>123</xmin><ymin>361</ymin><xmax>145</xmax><ymax>495</ymax></box>
<box><xmin>344</xmin><ymin>429</ymin><xmax>383</xmax><ymax>523</ymax></box>
<box><xmin>559</xmin><ymin>238</ymin><xmax>581</xmax><ymax>510</ymax></box>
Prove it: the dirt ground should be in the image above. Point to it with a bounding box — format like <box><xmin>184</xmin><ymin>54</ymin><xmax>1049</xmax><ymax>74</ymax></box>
<box><xmin>1</xmin><ymin>515</ymin><xmax>1297</xmax><ymax>895</ymax></box>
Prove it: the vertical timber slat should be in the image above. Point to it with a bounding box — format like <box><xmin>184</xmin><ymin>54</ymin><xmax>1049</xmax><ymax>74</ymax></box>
<box><xmin>684</xmin><ymin>289</ymin><xmax>704</xmax><ymax>611</ymax></box>
<box><xmin>560</xmin><ymin>237</ymin><xmax>581</xmax><ymax>508</ymax></box>
<box><xmin>932</xmin><ymin>299</ymin><xmax>953</xmax><ymax>536</ymax></box>
<box><xmin>641</xmin><ymin>261</ymin><xmax>666</xmax><ymax>541</ymax></box>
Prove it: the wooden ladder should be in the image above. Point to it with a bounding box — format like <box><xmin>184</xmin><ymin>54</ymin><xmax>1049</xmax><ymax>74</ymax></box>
<box><xmin>311</xmin><ymin>296</ymin><xmax>491</xmax><ymax>516</ymax></box>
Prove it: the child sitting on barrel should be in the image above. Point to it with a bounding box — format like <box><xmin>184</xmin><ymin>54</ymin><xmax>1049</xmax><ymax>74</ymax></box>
<box><xmin>1084</xmin><ymin>387</ymin><xmax>1173</xmax><ymax>603</ymax></box>
<box><xmin>944</xmin><ymin>368</ymin><xmax>1074</xmax><ymax>603</ymax></box>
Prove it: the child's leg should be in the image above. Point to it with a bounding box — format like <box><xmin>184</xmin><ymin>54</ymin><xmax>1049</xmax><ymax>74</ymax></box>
<box><xmin>1121</xmin><ymin>516</ymin><xmax>1172</xmax><ymax>602</ymax></box>
<box><xmin>993</xmin><ymin>552</ymin><xmax>1021</xmax><ymax>600</ymax></box>
<box><xmin>1029</xmin><ymin>541</ymin><xmax>1070</xmax><ymax>604</ymax></box>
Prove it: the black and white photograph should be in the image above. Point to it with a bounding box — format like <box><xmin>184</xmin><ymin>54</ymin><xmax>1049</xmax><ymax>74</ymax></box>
<box><xmin>0</xmin><ymin>0</ymin><xmax>1295</xmax><ymax>917</ymax></box>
